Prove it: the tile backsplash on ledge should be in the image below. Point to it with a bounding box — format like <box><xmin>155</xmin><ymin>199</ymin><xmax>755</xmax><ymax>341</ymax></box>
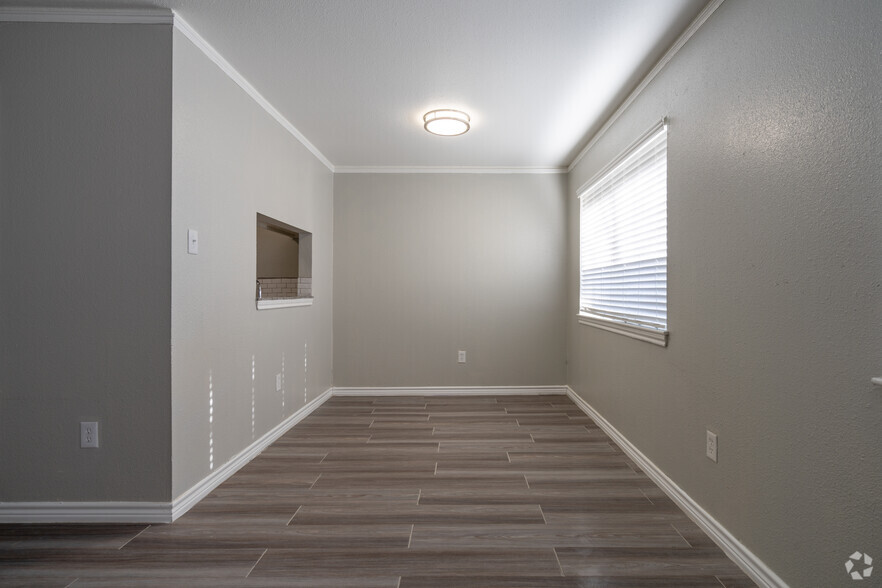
<box><xmin>258</xmin><ymin>277</ymin><xmax>311</xmax><ymax>299</ymax></box>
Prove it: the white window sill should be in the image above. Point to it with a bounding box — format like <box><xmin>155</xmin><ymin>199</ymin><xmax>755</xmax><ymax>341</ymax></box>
<box><xmin>257</xmin><ymin>297</ymin><xmax>314</xmax><ymax>310</ymax></box>
<box><xmin>578</xmin><ymin>314</ymin><xmax>668</xmax><ymax>347</ymax></box>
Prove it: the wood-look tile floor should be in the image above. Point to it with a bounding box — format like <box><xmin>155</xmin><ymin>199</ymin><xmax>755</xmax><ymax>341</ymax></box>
<box><xmin>0</xmin><ymin>394</ymin><xmax>756</xmax><ymax>587</ymax></box>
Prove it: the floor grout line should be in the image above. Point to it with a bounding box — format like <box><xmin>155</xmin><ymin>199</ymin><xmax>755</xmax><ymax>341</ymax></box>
<box><xmin>417</xmin><ymin>488</ymin><xmax>422</xmax><ymax>505</ymax></box>
<box><xmin>640</xmin><ymin>487</ymin><xmax>655</xmax><ymax>505</ymax></box>
<box><xmin>117</xmin><ymin>524</ymin><xmax>151</xmax><ymax>550</ymax></box>
<box><xmin>670</xmin><ymin>522</ymin><xmax>693</xmax><ymax>547</ymax></box>
<box><xmin>245</xmin><ymin>547</ymin><xmax>268</xmax><ymax>578</ymax></box>
<box><xmin>64</xmin><ymin>580</ymin><xmax>79</xmax><ymax>587</ymax></box>
<box><xmin>524</xmin><ymin>474</ymin><xmax>531</xmax><ymax>489</ymax></box>
<box><xmin>309</xmin><ymin>473</ymin><xmax>322</xmax><ymax>489</ymax></box>
<box><xmin>286</xmin><ymin>505</ymin><xmax>302</xmax><ymax>525</ymax></box>
<box><xmin>407</xmin><ymin>523</ymin><xmax>414</xmax><ymax>548</ymax></box>
<box><xmin>552</xmin><ymin>547</ymin><xmax>565</xmax><ymax>577</ymax></box>
<box><xmin>714</xmin><ymin>575</ymin><xmax>728</xmax><ymax>587</ymax></box>
<box><xmin>538</xmin><ymin>504</ymin><xmax>548</xmax><ymax>524</ymax></box>
<box><xmin>319</xmin><ymin>452</ymin><xmax>328</xmax><ymax>464</ymax></box>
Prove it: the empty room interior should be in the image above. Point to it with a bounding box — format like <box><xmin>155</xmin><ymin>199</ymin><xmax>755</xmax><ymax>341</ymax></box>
<box><xmin>1</xmin><ymin>0</ymin><xmax>880</xmax><ymax>586</ymax></box>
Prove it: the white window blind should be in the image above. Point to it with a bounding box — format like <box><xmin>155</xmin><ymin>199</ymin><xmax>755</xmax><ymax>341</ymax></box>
<box><xmin>579</xmin><ymin>121</ymin><xmax>667</xmax><ymax>339</ymax></box>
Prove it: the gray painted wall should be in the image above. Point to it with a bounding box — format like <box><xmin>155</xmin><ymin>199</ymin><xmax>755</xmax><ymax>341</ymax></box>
<box><xmin>171</xmin><ymin>29</ymin><xmax>334</xmax><ymax>497</ymax></box>
<box><xmin>334</xmin><ymin>173</ymin><xmax>567</xmax><ymax>388</ymax></box>
<box><xmin>566</xmin><ymin>1</ymin><xmax>882</xmax><ymax>586</ymax></box>
<box><xmin>0</xmin><ymin>23</ymin><xmax>173</xmax><ymax>501</ymax></box>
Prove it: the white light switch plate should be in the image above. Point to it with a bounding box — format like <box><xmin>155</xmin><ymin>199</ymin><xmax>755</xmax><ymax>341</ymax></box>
<box><xmin>188</xmin><ymin>229</ymin><xmax>199</xmax><ymax>254</ymax></box>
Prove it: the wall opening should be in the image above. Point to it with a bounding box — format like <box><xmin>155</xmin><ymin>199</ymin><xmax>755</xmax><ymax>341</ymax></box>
<box><xmin>256</xmin><ymin>213</ymin><xmax>312</xmax><ymax>308</ymax></box>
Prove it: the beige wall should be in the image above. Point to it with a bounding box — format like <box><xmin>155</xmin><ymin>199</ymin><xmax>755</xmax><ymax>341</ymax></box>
<box><xmin>171</xmin><ymin>29</ymin><xmax>334</xmax><ymax>497</ymax></box>
<box><xmin>0</xmin><ymin>23</ymin><xmax>173</xmax><ymax>501</ymax></box>
<box><xmin>334</xmin><ymin>173</ymin><xmax>567</xmax><ymax>388</ymax></box>
<box><xmin>566</xmin><ymin>1</ymin><xmax>882</xmax><ymax>585</ymax></box>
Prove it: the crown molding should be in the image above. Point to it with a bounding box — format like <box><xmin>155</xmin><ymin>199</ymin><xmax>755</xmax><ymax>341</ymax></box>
<box><xmin>171</xmin><ymin>14</ymin><xmax>336</xmax><ymax>173</ymax></box>
<box><xmin>567</xmin><ymin>0</ymin><xmax>725</xmax><ymax>172</ymax></box>
<box><xmin>334</xmin><ymin>166</ymin><xmax>568</xmax><ymax>175</ymax></box>
<box><xmin>0</xmin><ymin>7</ymin><xmax>173</xmax><ymax>24</ymax></box>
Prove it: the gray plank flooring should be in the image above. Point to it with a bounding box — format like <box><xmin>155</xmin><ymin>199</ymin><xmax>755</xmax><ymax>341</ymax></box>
<box><xmin>0</xmin><ymin>394</ymin><xmax>756</xmax><ymax>586</ymax></box>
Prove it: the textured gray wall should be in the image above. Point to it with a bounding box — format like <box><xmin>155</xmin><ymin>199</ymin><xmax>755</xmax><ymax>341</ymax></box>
<box><xmin>0</xmin><ymin>23</ymin><xmax>173</xmax><ymax>501</ymax></box>
<box><xmin>334</xmin><ymin>173</ymin><xmax>567</xmax><ymax>388</ymax></box>
<box><xmin>566</xmin><ymin>1</ymin><xmax>882</xmax><ymax>585</ymax></box>
<box><xmin>171</xmin><ymin>29</ymin><xmax>334</xmax><ymax>498</ymax></box>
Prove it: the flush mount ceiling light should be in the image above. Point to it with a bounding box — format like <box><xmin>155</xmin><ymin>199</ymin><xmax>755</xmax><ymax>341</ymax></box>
<box><xmin>423</xmin><ymin>109</ymin><xmax>470</xmax><ymax>136</ymax></box>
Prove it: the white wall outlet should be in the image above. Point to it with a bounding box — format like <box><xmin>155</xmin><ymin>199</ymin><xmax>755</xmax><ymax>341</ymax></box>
<box><xmin>81</xmin><ymin>422</ymin><xmax>99</xmax><ymax>448</ymax></box>
<box><xmin>276</xmin><ymin>373</ymin><xmax>282</xmax><ymax>391</ymax></box>
<box><xmin>187</xmin><ymin>229</ymin><xmax>198</xmax><ymax>254</ymax></box>
<box><xmin>458</xmin><ymin>350</ymin><xmax>466</xmax><ymax>364</ymax></box>
<box><xmin>706</xmin><ymin>429</ymin><xmax>718</xmax><ymax>462</ymax></box>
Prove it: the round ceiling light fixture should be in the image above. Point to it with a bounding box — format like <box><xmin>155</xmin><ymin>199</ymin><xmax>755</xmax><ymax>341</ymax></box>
<box><xmin>423</xmin><ymin>109</ymin><xmax>470</xmax><ymax>136</ymax></box>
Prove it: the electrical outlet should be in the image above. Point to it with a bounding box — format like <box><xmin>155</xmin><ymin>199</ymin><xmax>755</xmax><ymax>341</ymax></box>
<box><xmin>706</xmin><ymin>429</ymin><xmax>718</xmax><ymax>463</ymax></box>
<box><xmin>81</xmin><ymin>422</ymin><xmax>99</xmax><ymax>448</ymax></box>
<box><xmin>276</xmin><ymin>373</ymin><xmax>282</xmax><ymax>391</ymax></box>
<box><xmin>458</xmin><ymin>350</ymin><xmax>466</xmax><ymax>364</ymax></box>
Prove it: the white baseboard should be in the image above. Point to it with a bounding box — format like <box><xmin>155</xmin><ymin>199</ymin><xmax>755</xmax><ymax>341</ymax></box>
<box><xmin>0</xmin><ymin>501</ymin><xmax>172</xmax><ymax>523</ymax></box>
<box><xmin>332</xmin><ymin>385</ymin><xmax>568</xmax><ymax>396</ymax></box>
<box><xmin>169</xmin><ymin>386</ymin><xmax>334</xmax><ymax>521</ymax></box>
<box><xmin>0</xmin><ymin>387</ymin><xmax>333</xmax><ymax>524</ymax></box>
<box><xmin>565</xmin><ymin>386</ymin><xmax>787</xmax><ymax>588</ymax></box>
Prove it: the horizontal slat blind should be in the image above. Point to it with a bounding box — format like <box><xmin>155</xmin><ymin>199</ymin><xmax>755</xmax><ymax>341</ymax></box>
<box><xmin>579</xmin><ymin>125</ymin><xmax>667</xmax><ymax>331</ymax></box>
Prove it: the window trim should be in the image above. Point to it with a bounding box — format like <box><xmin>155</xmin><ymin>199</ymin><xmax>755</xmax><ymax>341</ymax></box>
<box><xmin>578</xmin><ymin>313</ymin><xmax>668</xmax><ymax>347</ymax></box>
<box><xmin>577</xmin><ymin>117</ymin><xmax>669</xmax><ymax>347</ymax></box>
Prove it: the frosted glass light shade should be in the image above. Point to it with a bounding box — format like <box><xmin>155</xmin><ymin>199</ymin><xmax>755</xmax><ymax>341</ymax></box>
<box><xmin>423</xmin><ymin>109</ymin><xmax>470</xmax><ymax>136</ymax></box>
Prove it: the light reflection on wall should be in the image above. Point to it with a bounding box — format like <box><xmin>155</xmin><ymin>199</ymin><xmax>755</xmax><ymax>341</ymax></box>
<box><xmin>208</xmin><ymin>369</ymin><xmax>214</xmax><ymax>471</ymax></box>
<box><xmin>281</xmin><ymin>353</ymin><xmax>286</xmax><ymax>415</ymax></box>
<box><xmin>303</xmin><ymin>342</ymin><xmax>308</xmax><ymax>404</ymax></box>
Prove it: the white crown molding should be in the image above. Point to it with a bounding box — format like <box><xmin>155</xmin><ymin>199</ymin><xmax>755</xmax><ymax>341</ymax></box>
<box><xmin>334</xmin><ymin>166</ymin><xmax>568</xmax><ymax>175</ymax></box>
<box><xmin>567</xmin><ymin>0</ymin><xmax>725</xmax><ymax>172</ymax></box>
<box><xmin>171</xmin><ymin>14</ymin><xmax>335</xmax><ymax>173</ymax></box>
<box><xmin>0</xmin><ymin>7</ymin><xmax>173</xmax><ymax>24</ymax></box>
<box><xmin>333</xmin><ymin>385</ymin><xmax>568</xmax><ymax>396</ymax></box>
<box><xmin>170</xmin><ymin>386</ymin><xmax>333</xmax><ymax>520</ymax></box>
<box><xmin>565</xmin><ymin>386</ymin><xmax>787</xmax><ymax>588</ymax></box>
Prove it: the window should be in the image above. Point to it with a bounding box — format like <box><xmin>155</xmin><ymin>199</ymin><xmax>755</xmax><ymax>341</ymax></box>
<box><xmin>256</xmin><ymin>213</ymin><xmax>313</xmax><ymax>309</ymax></box>
<box><xmin>578</xmin><ymin>119</ymin><xmax>668</xmax><ymax>346</ymax></box>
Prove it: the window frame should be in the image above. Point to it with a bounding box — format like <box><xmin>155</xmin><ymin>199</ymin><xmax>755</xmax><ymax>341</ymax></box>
<box><xmin>576</xmin><ymin>118</ymin><xmax>669</xmax><ymax>347</ymax></box>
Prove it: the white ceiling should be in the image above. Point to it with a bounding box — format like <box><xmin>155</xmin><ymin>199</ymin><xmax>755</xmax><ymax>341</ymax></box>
<box><xmin>10</xmin><ymin>0</ymin><xmax>708</xmax><ymax>169</ymax></box>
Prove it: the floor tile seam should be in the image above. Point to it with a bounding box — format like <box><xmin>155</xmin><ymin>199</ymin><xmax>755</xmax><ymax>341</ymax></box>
<box><xmin>117</xmin><ymin>525</ymin><xmax>150</xmax><ymax>550</ymax></box>
<box><xmin>670</xmin><ymin>522</ymin><xmax>694</xmax><ymax>548</ymax></box>
<box><xmin>552</xmin><ymin>546</ymin><xmax>565</xmax><ymax>577</ymax></box>
<box><xmin>245</xmin><ymin>547</ymin><xmax>268</xmax><ymax>578</ymax></box>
